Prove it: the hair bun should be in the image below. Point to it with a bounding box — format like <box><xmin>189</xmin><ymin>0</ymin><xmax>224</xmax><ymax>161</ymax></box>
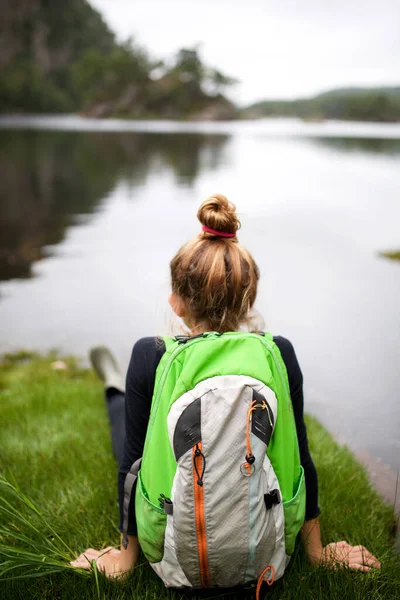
<box><xmin>197</xmin><ymin>194</ymin><xmax>240</xmax><ymax>236</ymax></box>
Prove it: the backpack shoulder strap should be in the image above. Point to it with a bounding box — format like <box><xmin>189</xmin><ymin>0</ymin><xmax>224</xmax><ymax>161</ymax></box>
<box><xmin>161</xmin><ymin>335</ymin><xmax>177</xmax><ymax>351</ymax></box>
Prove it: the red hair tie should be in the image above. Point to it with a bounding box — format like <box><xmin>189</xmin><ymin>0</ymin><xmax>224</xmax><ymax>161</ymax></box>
<box><xmin>202</xmin><ymin>225</ymin><xmax>236</xmax><ymax>238</ymax></box>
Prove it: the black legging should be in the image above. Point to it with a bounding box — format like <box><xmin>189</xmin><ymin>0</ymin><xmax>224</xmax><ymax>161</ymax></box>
<box><xmin>105</xmin><ymin>388</ymin><xmax>126</xmax><ymax>468</ymax></box>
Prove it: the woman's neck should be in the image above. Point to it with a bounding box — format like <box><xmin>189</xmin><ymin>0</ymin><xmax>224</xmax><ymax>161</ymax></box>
<box><xmin>189</xmin><ymin>321</ymin><xmax>210</xmax><ymax>336</ymax></box>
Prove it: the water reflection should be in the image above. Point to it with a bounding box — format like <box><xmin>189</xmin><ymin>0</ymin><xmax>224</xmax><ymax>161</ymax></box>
<box><xmin>0</xmin><ymin>131</ymin><xmax>229</xmax><ymax>282</ymax></box>
<box><xmin>314</xmin><ymin>136</ymin><xmax>400</xmax><ymax>155</ymax></box>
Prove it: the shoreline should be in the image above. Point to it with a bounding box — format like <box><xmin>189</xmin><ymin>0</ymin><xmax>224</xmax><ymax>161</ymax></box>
<box><xmin>355</xmin><ymin>449</ymin><xmax>399</xmax><ymax>551</ymax></box>
<box><xmin>0</xmin><ymin>111</ymin><xmax>400</xmax><ymax>125</ymax></box>
<box><xmin>355</xmin><ymin>449</ymin><xmax>399</xmax><ymax>513</ymax></box>
<box><xmin>1</xmin><ymin>114</ymin><xmax>400</xmax><ymax>139</ymax></box>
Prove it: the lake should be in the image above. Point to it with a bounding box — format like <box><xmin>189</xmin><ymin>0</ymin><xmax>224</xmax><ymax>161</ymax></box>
<box><xmin>1</xmin><ymin>116</ymin><xmax>399</xmax><ymax>489</ymax></box>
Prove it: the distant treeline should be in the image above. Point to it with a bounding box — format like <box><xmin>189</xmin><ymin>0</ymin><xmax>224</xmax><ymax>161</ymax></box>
<box><xmin>242</xmin><ymin>87</ymin><xmax>400</xmax><ymax>122</ymax></box>
<box><xmin>0</xmin><ymin>0</ymin><xmax>236</xmax><ymax>120</ymax></box>
<box><xmin>0</xmin><ymin>1</ymin><xmax>399</xmax><ymax>122</ymax></box>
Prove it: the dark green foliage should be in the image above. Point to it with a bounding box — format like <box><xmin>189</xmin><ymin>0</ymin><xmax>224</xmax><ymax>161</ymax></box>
<box><xmin>0</xmin><ymin>0</ymin><xmax>115</xmax><ymax>113</ymax></box>
<box><xmin>0</xmin><ymin>59</ymin><xmax>72</xmax><ymax>112</ymax></box>
<box><xmin>69</xmin><ymin>40</ymin><xmax>151</xmax><ymax>112</ymax></box>
<box><xmin>0</xmin><ymin>354</ymin><xmax>399</xmax><ymax>599</ymax></box>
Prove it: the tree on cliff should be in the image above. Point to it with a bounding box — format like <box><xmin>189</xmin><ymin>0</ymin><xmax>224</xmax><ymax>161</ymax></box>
<box><xmin>0</xmin><ymin>1</ymin><xmax>237</xmax><ymax>119</ymax></box>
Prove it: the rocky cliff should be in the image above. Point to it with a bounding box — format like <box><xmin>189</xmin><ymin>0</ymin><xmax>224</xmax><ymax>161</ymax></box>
<box><xmin>0</xmin><ymin>1</ymin><xmax>236</xmax><ymax>120</ymax></box>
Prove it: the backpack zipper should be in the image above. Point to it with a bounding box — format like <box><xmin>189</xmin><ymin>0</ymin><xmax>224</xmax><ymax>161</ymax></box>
<box><xmin>192</xmin><ymin>442</ymin><xmax>210</xmax><ymax>585</ymax></box>
<box><xmin>193</xmin><ymin>443</ymin><xmax>206</xmax><ymax>486</ymax></box>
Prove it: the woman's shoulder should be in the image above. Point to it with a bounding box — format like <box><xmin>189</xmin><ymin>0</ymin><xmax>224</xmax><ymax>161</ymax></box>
<box><xmin>127</xmin><ymin>337</ymin><xmax>167</xmax><ymax>391</ymax></box>
<box><xmin>272</xmin><ymin>335</ymin><xmax>295</xmax><ymax>355</ymax></box>
<box><xmin>132</xmin><ymin>336</ymin><xmax>166</xmax><ymax>353</ymax></box>
<box><xmin>130</xmin><ymin>336</ymin><xmax>167</xmax><ymax>365</ymax></box>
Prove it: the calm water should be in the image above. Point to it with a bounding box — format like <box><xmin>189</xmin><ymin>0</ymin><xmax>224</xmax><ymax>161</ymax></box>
<box><xmin>1</xmin><ymin>117</ymin><xmax>400</xmax><ymax>482</ymax></box>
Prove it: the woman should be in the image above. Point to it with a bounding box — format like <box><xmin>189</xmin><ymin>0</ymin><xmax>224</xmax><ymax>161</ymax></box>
<box><xmin>71</xmin><ymin>194</ymin><xmax>380</xmax><ymax>582</ymax></box>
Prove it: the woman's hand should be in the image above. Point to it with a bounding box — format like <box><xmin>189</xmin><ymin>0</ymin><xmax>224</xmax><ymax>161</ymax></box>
<box><xmin>70</xmin><ymin>535</ymin><xmax>139</xmax><ymax>578</ymax></box>
<box><xmin>301</xmin><ymin>518</ymin><xmax>381</xmax><ymax>573</ymax></box>
<box><xmin>70</xmin><ymin>546</ymin><xmax>124</xmax><ymax>578</ymax></box>
<box><xmin>315</xmin><ymin>541</ymin><xmax>381</xmax><ymax>572</ymax></box>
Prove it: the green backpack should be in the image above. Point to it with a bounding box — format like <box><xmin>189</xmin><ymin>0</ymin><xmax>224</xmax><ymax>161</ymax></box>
<box><xmin>123</xmin><ymin>331</ymin><xmax>305</xmax><ymax>588</ymax></box>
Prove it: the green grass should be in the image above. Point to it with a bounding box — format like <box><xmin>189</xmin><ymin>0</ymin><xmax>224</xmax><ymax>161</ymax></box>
<box><xmin>0</xmin><ymin>352</ymin><xmax>399</xmax><ymax>600</ymax></box>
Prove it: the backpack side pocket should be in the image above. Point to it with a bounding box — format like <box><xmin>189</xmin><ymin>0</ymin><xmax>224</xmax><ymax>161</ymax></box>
<box><xmin>282</xmin><ymin>466</ymin><xmax>306</xmax><ymax>555</ymax></box>
<box><xmin>136</xmin><ymin>471</ymin><xmax>167</xmax><ymax>563</ymax></box>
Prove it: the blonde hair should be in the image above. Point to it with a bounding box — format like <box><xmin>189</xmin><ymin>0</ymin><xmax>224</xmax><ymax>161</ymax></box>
<box><xmin>170</xmin><ymin>194</ymin><xmax>260</xmax><ymax>333</ymax></box>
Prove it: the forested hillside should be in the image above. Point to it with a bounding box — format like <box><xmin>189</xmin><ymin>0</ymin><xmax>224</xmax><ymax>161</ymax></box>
<box><xmin>0</xmin><ymin>0</ymin><xmax>236</xmax><ymax>119</ymax></box>
<box><xmin>243</xmin><ymin>87</ymin><xmax>400</xmax><ymax>122</ymax></box>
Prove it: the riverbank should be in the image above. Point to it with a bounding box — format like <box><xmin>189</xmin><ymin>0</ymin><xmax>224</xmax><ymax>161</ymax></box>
<box><xmin>2</xmin><ymin>114</ymin><xmax>400</xmax><ymax>137</ymax></box>
<box><xmin>1</xmin><ymin>352</ymin><xmax>399</xmax><ymax>599</ymax></box>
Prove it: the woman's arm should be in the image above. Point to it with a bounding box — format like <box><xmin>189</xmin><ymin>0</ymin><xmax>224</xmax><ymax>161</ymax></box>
<box><xmin>273</xmin><ymin>336</ymin><xmax>321</xmax><ymax>521</ymax></box>
<box><xmin>274</xmin><ymin>337</ymin><xmax>380</xmax><ymax>572</ymax></box>
<box><xmin>71</xmin><ymin>338</ymin><xmax>165</xmax><ymax>577</ymax></box>
<box><xmin>96</xmin><ymin>534</ymin><xmax>140</xmax><ymax>576</ymax></box>
<box><xmin>118</xmin><ymin>534</ymin><xmax>140</xmax><ymax>573</ymax></box>
<box><xmin>301</xmin><ymin>517</ymin><xmax>323</xmax><ymax>560</ymax></box>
